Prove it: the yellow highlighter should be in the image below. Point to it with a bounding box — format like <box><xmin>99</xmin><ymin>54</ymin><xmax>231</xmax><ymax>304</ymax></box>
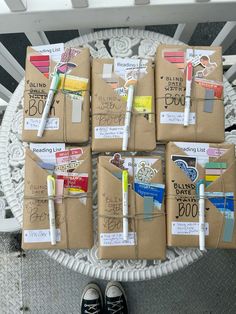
<box><xmin>47</xmin><ymin>175</ymin><xmax>56</xmax><ymax>245</ymax></box>
<box><xmin>122</xmin><ymin>170</ymin><xmax>129</xmax><ymax>241</ymax></box>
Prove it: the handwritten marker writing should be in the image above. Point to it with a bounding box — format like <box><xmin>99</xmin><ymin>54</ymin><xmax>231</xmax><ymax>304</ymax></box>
<box><xmin>47</xmin><ymin>175</ymin><xmax>56</xmax><ymax>245</ymax></box>
<box><xmin>37</xmin><ymin>72</ymin><xmax>60</xmax><ymax>137</ymax></box>
<box><xmin>122</xmin><ymin>170</ymin><xmax>129</xmax><ymax>241</ymax></box>
<box><xmin>122</xmin><ymin>84</ymin><xmax>134</xmax><ymax>151</ymax></box>
<box><xmin>199</xmin><ymin>183</ymin><xmax>205</xmax><ymax>251</ymax></box>
<box><xmin>184</xmin><ymin>62</ymin><xmax>193</xmax><ymax>127</ymax></box>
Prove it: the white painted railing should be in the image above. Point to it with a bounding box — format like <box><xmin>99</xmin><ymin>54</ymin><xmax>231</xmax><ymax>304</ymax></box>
<box><xmin>0</xmin><ymin>0</ymin><xmax>235</xmax><ymax>108</ymax></box>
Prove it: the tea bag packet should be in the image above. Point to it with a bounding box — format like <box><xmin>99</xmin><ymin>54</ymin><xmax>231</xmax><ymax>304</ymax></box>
<box><xmin>22</xmin><ymin>144</ymin><xmax>93</xmax><ymax>249</ymax></box>
<box><xmin>92</xmin><ymin>58</ymin><xmax>156</xmax><ymax>152</ymax></box>
<box><xmin>156</xmin><ymin>44</ymin><xmax>224</xmax><ymax>142</ymax></box>
<box><xmin>166</xmin><ymin>142</ymin><xmax>236</xmax><ymax>249</ymax></box>
<box><xmin>98</xmin><ymin>154</ymin><xmax>166</xmax><ymax>260</ymax></box>
<box><xmin>22</xmin><ymin>44</ymin><xmax>90</xmax><ymax>143</ymax></box>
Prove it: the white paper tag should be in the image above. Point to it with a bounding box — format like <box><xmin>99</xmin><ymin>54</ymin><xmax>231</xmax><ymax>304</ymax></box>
<box><xmin>29</xmin><ymin>143</ymin><xmax>65</xmax><ymax>164</ymax></box>
<box><xmin>100</xmin><ymin>232</ymin><xmax>136</xmax><ymax>246</ymax></box>
<box><xmin>95</xmin><ymin>126</ymin><xmax>124</xmax><ymax>139</ymax></box>
<box><xmin>32</xmin><ymin>43</ymin><xmax>64</xmax><ymax>62</ymax></box>
<box><xmin>114</xmin><ymin>58</ymin><xmax>148</xmax><ymax>80</ymax></box>
<box><xmin>72</xmin><ymin>98</ymin><xmax>82</xmax><ymax>123</ymax></box>
<box><xmin>103</xmin><ymin>63</ymin><xmax>113</xmax><ymax>79</ymax></box>
<box><xmin>160</xmin><ymin>112</ymin><xmax>196</xmax><ymax>125</ymax></box>
<box><xmin>123</xmin><ymin>157</ymin><xmax>158</xmax><ymax>176</ymax></box>
<box><xmin>174</xmin><ymin>142</ymin><xmax>209</xmax><ymax>167</ymax></box>
<box><xmin>24</xmin><ymin>229</ymin><xmax>61</xmax><ymax>243</ymax></box>
<box><xmin>24</xmin><ymin>117</ymin><xmax>59</xmax><ymax>130</ymax></box>
<box><xmin>172</xmin><ymin>222</ymin><xmax>209</xmax><ymax>236</ymax></box>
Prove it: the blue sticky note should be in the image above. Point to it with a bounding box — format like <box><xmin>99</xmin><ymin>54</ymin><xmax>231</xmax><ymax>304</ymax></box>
<box><xmin>134</xmin><ymin>182</ymin><xmax>165</xmax><ymax>209</ymax></box>
<box><xmin>38</xmin><ymin>161</ymin><xmax>55</xmax><ymax>170</ymax></box>
<box><xmin>208</xmin><ymin>196</ymin><xmax>234</xmax><ymax>212</ymax></box>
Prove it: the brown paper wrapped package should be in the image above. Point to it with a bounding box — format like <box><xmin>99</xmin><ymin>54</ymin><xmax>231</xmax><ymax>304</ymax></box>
<box><xmin>22</xmin><ymin>47</ymin><xmax>90</xmax><ymax>143</ymax></box>
<box><xmin>98</xmin><ymin>156</ymin><xmax>166</xmax><ymax>260</ymax></box>
<box><xmin>22</xmin><ymin>145</ymin><xmax>93</xmax><ymax>250</ymax></box>
<box><xmin>156</xmin><ymin>45</ymin><xmax>224</xmax><ymax>142</ymax></box>
<box><xmin>92</xmin><ymin>58</ymin><xmax>156</xmax><ymax>152</ymax></box>
<box><xmin>166</xmin><ymin>142</ymin><xmax>236</xmax><ymax>249</ymax></box>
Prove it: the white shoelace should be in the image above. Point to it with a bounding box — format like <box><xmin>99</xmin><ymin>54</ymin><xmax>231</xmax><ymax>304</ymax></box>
<box><xmin>84</xmin><ymin>302</ymin><xmax>101</xmax><ymax>314</ymax></box>
<box><xmin>107</xmin><ymin>299</ymin><xmax>124</xmax><ymax>314</ymax></box>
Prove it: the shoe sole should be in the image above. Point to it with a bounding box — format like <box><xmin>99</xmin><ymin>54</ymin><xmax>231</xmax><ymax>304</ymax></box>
<box><xmin>80</xmin><ymin>282</ymin><xmax>103</xmax><ymax>310</ymax></box>
<box><xmin>105</xmin><ymin>281</ymin><xmax>128</xmax><ymax>303</ymax></box>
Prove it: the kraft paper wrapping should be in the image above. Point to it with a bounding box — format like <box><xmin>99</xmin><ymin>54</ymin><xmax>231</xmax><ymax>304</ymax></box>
<box><xmin>22</xmin><ymin>47</ymin><xmax>90</xmax><ymax>143</ymax></box>
<box><xmin>92</xmin><ymin>58</ymin><xmax>156</xmax><ymax>152</ymax></box>
<box><xmin>98</xmin><ymin>156</ymin><xmax>166</xmax><ymax>260</ymax></box>
<box><xmin>166</xmin><ymin>142</ymin><xmax>236</xmax><ymax>249</ymax></box>
<box><xmin>156</xmin><ymin>45</ymin><xmax>224</xmax><ymax>143</ymax></box>
<box><xmin>22</xmin><ymin>145</ymin><xmax>93</xmax><ymax>250</ymax></box>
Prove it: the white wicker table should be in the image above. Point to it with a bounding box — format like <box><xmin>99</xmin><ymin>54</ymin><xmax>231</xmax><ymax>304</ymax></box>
<box><xmin>0</xmin><ymin>29</ymin><xmax>236</xmax><ymax>281</ymax></box>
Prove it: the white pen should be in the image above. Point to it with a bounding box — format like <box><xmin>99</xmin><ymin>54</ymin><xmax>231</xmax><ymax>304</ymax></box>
<box><xmin>47</xmin><ymin>175</ymin><xmax>56</xmax><ymax>245</ymax></box>
<box><xmin>184</xmin><ymin>62</ymin><xmax>193</xmax><ymax>127</ymax></box>
<box><xmin>122</xmin><ymin>84</ymin><xmax>134</xmax><ymax>151</ymax></box>
<box><xmin>199</xmin><ymin>183</ymin><xmax>205</xmax><ymax>251</ymax></box>
<box><xmin>122</xmin><ymin>170</ymin><xmax>129</xmax><ymax>241</ymax></box>
<box><xmin>37</xmin><ymin>72</ymin><xmax>60</xmax><ymax>137</ymax></box>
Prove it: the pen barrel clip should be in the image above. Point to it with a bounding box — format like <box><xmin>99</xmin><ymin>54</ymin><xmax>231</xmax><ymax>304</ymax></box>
<box><xmin>47</xmin><ymin>175</ymin><xmax>56</xmax><ymax>245</ymax></box>
<box><xmin>122</xmin><ymin>170</ymin><xmax>129</xmax><ymax>241</ymax></box>
<box><xmin>122</xmin><ymin>85</ymin><xmax>134</xmax><ymax>151</ymax></box>
<box><xmin>199</xmin><ymin>183</ymin><xmax>205</xmax><ymax>251</ymax></box>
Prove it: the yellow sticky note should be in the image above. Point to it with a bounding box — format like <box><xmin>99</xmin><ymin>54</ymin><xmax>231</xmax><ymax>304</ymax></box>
<box><xmin>122</xmin><ymin>95</ymin><xmax>152</xmax><ymax>122</ymax></box>
<box><xmin>58</xmin><ymin>74</ymin><xmax>88</xmax><ymax>96</ymax></box>
<box><xmin>205</xmin><ymin>175</ymin><xmax>220</xmax><ymax>182</ymax></box>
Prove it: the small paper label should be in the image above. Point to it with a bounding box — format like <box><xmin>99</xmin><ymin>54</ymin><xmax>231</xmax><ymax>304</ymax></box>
<box><xmin>114</xmin><ymin>58</ymin><xmax>148</xmax><ymax>81</ymax></box>
<box><xmin>32</xmin><ymin>43</ymin><xmax>64</xmax><ymax>62</ymax></box>
<box><xmin>95</xmin><ymin>126</ymin><xmax>124</xmax><ymax>139</ymax></box>
<box><xmin>160</xmin><ymin>112</ymin><xmax>196</xmax><ymax>125</ymax></box>
<box><xmin>174</xmin><ymin>142</ymin><xmax>210</xmax><ymax>167</ymax></box>
<box><xmin>24</xmin><ymin>229</ymin><xmax>61</xmax><ymax>243</ymax></box>
<box><xmin>172</xmin><ymin>222</ymin><xmax>209</xmax><ymax>236</ymax></box>
<box><xmin>30</xmin><ymin>143</ymin><xmax>65</xmax><ymax>164</ymax></box>
<box><xmin>24</xmin><ymin>117</ymin><xmax>59</xmax><ymax>130</ymax></box>
<box><xmin>55</xmin><ymin>148</ymin><xmax>83</xmax><ymax>165</ymax></box>
<box><xmin>100</xmin><ymin>232</ymin><xmax>136</xmax><ymax>246</ymax></box>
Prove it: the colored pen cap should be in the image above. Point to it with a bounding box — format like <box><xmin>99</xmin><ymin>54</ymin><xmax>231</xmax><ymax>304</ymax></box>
<box><xmin>47</xmin><ymin>175</ymin><xmax>56</xmax><ymax>196</ymax></box>
<box><xmin>122</xmin><ymin>170</ymin><xmax>129</xmax><ymax>192</ymax></box>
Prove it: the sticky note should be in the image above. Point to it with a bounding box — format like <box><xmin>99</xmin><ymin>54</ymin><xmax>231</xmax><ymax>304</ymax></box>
<box><xmin>205</xmin><ymin>169</ymin><xmax>225</xmax><ymax>175</ymax></box>
<box><xmin>204</xmin><ymin>89</ymin><xmax>215</xmax><ymax>113</ymax></box>
<box><xmin>144</xmin><ymin>196</ymin><xmax>154</xmax><ymax>220</ymax></box>
<box><xmin>223</xmin><ymin>214</ymin><xmax>234</xmax><ymax>242</ymax></box>
<box><xmin>205</xmin><ymin>162</ymin><xmax>227</xmax><ymax>169</ymax></box>
<box><xmin>37</xmin><ymin>66</ymin><xmax>49</xmax><ymax>73</ymax></box>
<box><xmin>72</xmin><ymin>98</ymin><xmax>82</xmax><ymax>123</ymax></box>
<box><xmin>103</xmin><ymin>63</ymin><xmax>113</xmax><ymax>79</ymax></box>
<box><xmin>30</xmin><ymin>60</ymin><xmax>50</xmax><ymax>67</ymax></box>
<box><xmin>205</xmin><ymin>175</ymin><xmax>220</xmax><ymax>182</ymax></box>
<box><xmin>37</xmin><ymin>161</ymin><xmax>55</xmax><ymax>170</ymax></box>
<box><xmin>29</xmin><ymin>55</ymin><xmax>50</xmax><ymax>61</ymax></box>
<box><xmin>55</xmin><ymin>179</ymin><xmax>64</xmax><ymax>204</ymax></box>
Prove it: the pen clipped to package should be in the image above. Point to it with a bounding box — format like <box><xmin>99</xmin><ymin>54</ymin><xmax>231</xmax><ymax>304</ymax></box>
<box><xmin>22</xmin><ymin>143</ymin><xmax>93</xmax><ymax>250</ymax></box>
<box><xmin>92</xmin><ymin>57</ymin><xmax>156</xmax><ymax>152</ymax></box>
<box><xmin>23</xmin><ymin>43</ymin><xmax>91</xmax><ymax>143</ymax></box>
<box><xmin>97</xmin><ymin>154</ymin><xmax>166</xmax><ymax>260</ymax></box>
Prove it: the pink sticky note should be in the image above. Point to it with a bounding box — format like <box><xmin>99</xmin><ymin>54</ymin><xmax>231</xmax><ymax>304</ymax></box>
<box><xmin>55</xmin><ymin>179</ymin><xmax>64</xmax><ymax>204</ymax></box>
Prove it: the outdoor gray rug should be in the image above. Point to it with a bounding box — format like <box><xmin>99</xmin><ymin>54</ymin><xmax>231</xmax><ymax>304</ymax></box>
<box><xmin>1</xmin><ymin>232</ymin><xmax>236</xmax><ymax>313</ymax></box>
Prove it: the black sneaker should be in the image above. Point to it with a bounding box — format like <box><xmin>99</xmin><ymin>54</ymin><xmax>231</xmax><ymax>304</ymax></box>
<box><xmin>105</xmin><ymin>281</ymin><xmax>128</xmax><ymax>314</ymax></box>
<box><xmin>80</xmin><ymin>283</ymin><xmax>103</xmax><ymax>314</ymax></box>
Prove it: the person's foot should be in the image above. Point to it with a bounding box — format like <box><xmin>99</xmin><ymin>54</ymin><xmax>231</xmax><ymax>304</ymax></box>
<box><xmin>80</xmin><ymin>283</ymin><xmax>103</xmax><ymax>314</ymax></box>
<box><xmin>105</xmin><ymin>281</ymin><xmax>128</xmax><ymax>314</ymax></box>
